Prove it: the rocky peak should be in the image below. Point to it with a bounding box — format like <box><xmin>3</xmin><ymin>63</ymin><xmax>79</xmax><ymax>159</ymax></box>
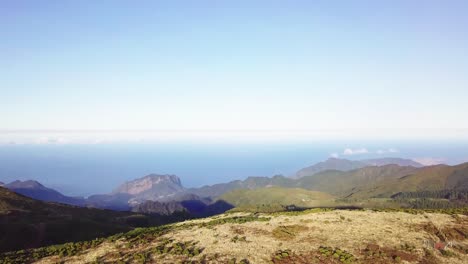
<box><xmin>113</xmin><ymin>174</ymin><xmax>184</xmax><ymax>198</ymax></box>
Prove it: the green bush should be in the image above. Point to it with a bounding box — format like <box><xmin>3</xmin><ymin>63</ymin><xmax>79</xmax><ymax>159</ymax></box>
<box><xmin>319</xmin><ymin>246</ymin><xmax>355</xmax><ymax>263</ymax></box>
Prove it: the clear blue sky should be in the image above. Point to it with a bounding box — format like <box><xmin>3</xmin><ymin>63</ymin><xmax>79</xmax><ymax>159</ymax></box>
<box><xmin>1</xmin><ymin>1</ymin><xmax>468</xmax><ymax>141</ymax></box>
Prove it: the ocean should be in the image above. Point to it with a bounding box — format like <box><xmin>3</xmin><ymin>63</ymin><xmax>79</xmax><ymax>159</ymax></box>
<box><xmin>1</xmin><ymin>140</ymin><xmax>467</xmax><ymax>196</ymax></box>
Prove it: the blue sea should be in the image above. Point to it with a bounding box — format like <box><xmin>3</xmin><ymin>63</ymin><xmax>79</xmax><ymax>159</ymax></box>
<box><xmin>1</xmin><ymin>140</ymin><xmax>468</xmax><ymax>196</ymax></box>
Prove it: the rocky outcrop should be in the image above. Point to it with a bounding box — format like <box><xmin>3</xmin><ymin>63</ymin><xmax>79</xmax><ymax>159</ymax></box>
<box><xmin>113</xmin><ymin>174</ymin><xmax>185</xmax><ymax>203</ymax></box>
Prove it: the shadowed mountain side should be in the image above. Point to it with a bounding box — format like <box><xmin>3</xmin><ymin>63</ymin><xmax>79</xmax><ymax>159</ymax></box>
<box><xmin>86</xmin><ymin>193</ymin><xmax>134</xmax><ymax>211</ymax></box>
<box><xmin>131</xmin><ymin>199</ymin><xmax>234</xmax><ymax>218</ymax></box>
<box><xmin>4</xmin><ymin>180</ymin><xmax>86</xmax><ymax>206</ymax></box>
<box><xmin>0</xmin><ymin>187</ymin><xmax>177</xmax><ymax>253</ymax></box>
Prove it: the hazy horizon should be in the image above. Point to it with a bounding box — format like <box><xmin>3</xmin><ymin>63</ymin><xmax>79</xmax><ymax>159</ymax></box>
<box><xmin>1</xmin><ymin>139</ymin><xmax>468</xmax><ymax>197</ymax></box>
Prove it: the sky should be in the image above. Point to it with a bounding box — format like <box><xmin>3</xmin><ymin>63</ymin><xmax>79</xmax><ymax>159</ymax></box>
<box><xmin>1</xmin><ymin>0</ymin><xmax>468</xmax><ymax>143</ymax></box>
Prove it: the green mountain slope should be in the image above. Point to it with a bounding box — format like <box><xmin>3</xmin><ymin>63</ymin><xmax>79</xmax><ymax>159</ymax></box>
<box><xmin>188</xmin><ymin>162</ymin><xmax>468</xmax><ymax>200</ymax></box>
<box><xmin>348</xmin><ymin>163</ymin><xmax>468</xmax><ymax>198</ymax></box>
<box><xmin>219</xmin><ymin>187</ymin><xmax>334</xmax><ymax>207</ymax></box>
<box><xmin>188</xmin><ymin>175</ymin><xmax>295</xmax><ymax>198</ymax></box>
<box><xmin>296</xmin><ymin>165</ymin><xmax>419</xmax><ymax>197</ymax></box>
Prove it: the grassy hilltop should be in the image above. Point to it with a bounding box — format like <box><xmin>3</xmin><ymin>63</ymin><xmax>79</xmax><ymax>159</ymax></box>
<box><xmin>2</xmin><ymin>208</ymin><xmax>467</xmax><ymax>264</ymax></box>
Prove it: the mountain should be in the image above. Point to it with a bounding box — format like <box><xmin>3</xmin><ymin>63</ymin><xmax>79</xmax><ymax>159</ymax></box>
<box><xmin>188</xmin><ymin>175</ymin><xmax>295</xmax><ymax>198</ymax></box>
<box><xmin>294</xmin><ymin>162</ymin><xmax>468</xmax><ymax>199</ymax></box>
<box><xmin>4</xmin><ymin>180</ymin><xmax>86</xmax><ymax>206</ymax></box>
<box><xmin>4</xmin><ymin>158</ymin><xmax>463</xmax><ymax>215</ymax></box>
<box><xmin>295</xmin><ymin>158</ymin><xmax>367</xmax><ymax>178</ymax></box>
<box><xmin>87</xmin><ymin>175</ymin><xmax>233</xmax><ymax>217</ymax></box>
<box><xmin>187</xmin><ymin>165</ymin><xmax>419</xmax><ymax>200</ymax></box>
<box><xmin>0</xmin><ymin>186</ymin><xmax>168</xmax><ymax>253</ymax></box>
<box><xmin>347</xmin><ymin>162</ymin><xmax>468</xmax><ymax>199</ymax></box>
<box><xmin>85</xmin><ymin>174</ymin><xmax>187</xmax><ymax>210</ymax></box>
<box><xmin>0</xmin><ymin>181</ymin><xmax>4</xmax><ymax>186</ymax></box>
<box><xmin>113</xmin><ymin>174</ymin><xmax>185</xmax><ymax>204</ymax></box>
<box><xmin>294</xmin><ymin>157</ymin><xmax>423</xmax><ymax>178</ymax></box>
<box><xmin>296</xmin><ymin>165</ymin><xmax>419</xmax><ymax>197</ymax></box>
<box><xmin>188</xmin><ymin>162</ymin><xmax>468</xmax><ymax>201</ymax></box>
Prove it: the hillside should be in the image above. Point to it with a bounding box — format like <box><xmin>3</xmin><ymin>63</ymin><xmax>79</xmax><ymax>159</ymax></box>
<box><xmin>294</xmin><ymin>157</ymin><xmax>423</xmax><ymax>179</ymax></box>
<box><xmin>364</xmin><ymin>158</ymin><xmax>423</xmax><ymax>167</ymax></box>
<box><xmin>295</xmin><ymin>158</ymin><xmax>368</xmax><ymax>178</ymax></box>
<box><xmin>219</xmin><ymin>187</ymin><xmax>334</xmax><ymax>208</ymax></box>
<box><xmin>188</xmin><ymin>175</ymin><xmax>295</xmax><ymax>199</ymax></box>
<box><xmin>6</xmin><ymin>161</ymin><xmax>467</xmax><ymax>212</ymax></box>
<box><xmin>296</xmin><ymin>165</ymin><xmax>419</xmax><ymax>197</ymax></box>
<box><xmin>187</xmin><ymin>162</ymin><xmax>468</xmax><ymax>201</ymax></box>
<box><xmin>347</xmin><ymin>163</ymin><xmax>468</xmax><ymax>199</ymax></box>
<box><xmin>0</xmin><ymin>187</ymin><xmax>175</xmax><ymax>253</ymax></box>
<box><xmin>3</xmin><ymin>209</ymin><xmax>467</xmax><ymax>263</ymax></box>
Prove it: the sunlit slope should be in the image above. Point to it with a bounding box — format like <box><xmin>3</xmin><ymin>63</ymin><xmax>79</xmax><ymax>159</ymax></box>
<box><xmin>296</xmin><ymin>163</ymin><xmax>468</xmax><ymax>199</ymax></box>
<box><xmin>347</xmin><ymin>163</ymin><xmax>468</xmax><ymax>199</ymax></box>
<box><xmin>219</xmin><ymin>187</ymin><xmax>334</xmax><ymax>207</ymax></box>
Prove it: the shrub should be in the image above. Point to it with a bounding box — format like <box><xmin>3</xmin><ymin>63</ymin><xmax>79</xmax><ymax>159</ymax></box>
<box><xmin>272</xmin><ymin>249</ymin><xmax>292</xmax><ymax>261</ymax></box>
<box><xmin>319</xmin><ymin>246</ymin><xmax>355</xmax><ymax>263</ymax></box>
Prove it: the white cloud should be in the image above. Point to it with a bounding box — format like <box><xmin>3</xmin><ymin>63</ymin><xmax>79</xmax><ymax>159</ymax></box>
<box><xmin>376</xmin><ymin>148</ymin><xmax>399</xmax><ymax>154</ymax></box>
<box><xmin>343</xmin><ymin>148</ymin><xmax>369</xmax><ymax>155</ymax></box>
<box><xmin>35</xmin><ymin>137</ymin><xmax>69</xmax><ymax>145</ymax></box>
<box><xmin>330</xmin><ymin>153</ymin><xmax>339</xmax><ymax>158</ymax></box>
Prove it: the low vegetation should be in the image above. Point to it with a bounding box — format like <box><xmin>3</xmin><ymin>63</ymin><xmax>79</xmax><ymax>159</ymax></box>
<box><xmin>318</xmin><ymin>246</ymin><xmax>355</xmax><ymax>263</ymax></box>
<box><xmin>2</xmin><ymin>187</ymin><xmax>468</xmax><ymax>264</ymax></box>
<box><xmin>22</xmin><ymin>209</ymin><xmax>468</xmax><ymax>263</ymax></box>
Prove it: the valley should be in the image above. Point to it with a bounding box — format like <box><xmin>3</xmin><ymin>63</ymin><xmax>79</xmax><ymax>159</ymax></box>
<box><xmin>1</xmin><ymin>157</ymin><xmax>467</xmax><ymax>263</ymax></box>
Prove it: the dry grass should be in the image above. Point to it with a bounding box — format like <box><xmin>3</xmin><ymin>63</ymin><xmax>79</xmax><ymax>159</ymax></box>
<box><xmin>29</xmin><ymin>210</ymin><xmax>468</xmax><ymax>264</ymax></box>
